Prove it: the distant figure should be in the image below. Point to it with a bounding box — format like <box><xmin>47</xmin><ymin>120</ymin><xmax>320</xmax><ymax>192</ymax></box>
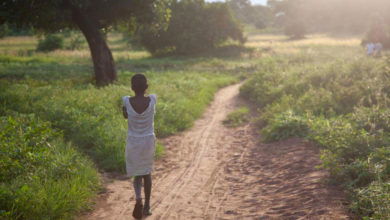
<box><xmin>366</xmin><ymin>43</ymin><xmax>375</xmax><ymax>56</ymax></box>
<box><xmin>374</xmin><ymin>42</ymin><xmax>383</xmax><ymax>57</ymax></box>
<box><xmin>122</xmin><ymin>74</ymin><xmax>156</xmax><ymax>219</ymax></box>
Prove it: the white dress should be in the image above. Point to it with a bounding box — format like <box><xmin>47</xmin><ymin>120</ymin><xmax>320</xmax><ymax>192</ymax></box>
<box><xmin>122</xmin><ymin>94</ymin><xmax>157</xmax><ymax>177</ymax></box>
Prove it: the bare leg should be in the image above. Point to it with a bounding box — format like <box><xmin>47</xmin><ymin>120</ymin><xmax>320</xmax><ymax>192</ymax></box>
<box><xmin>133</xmin><ymin>176</ymin><xmax>142</xmax><ymax>200</ymax></box>
<box><xmin>143</xmin><ymin>174</ymin><xmax>152</xmax><ymax>208</ymax></box>
<box><xmin>143</xmin><ymin>174</ymin><xmax>152</xmax><ymax>215</ymax></box>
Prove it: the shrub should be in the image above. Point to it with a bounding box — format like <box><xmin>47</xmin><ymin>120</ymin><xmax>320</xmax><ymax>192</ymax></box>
<box><xmin>137</xmin><ymin>0</ymin><xmax>245</xmax><ymax>55</ymax></box>
<box><xmin>352</xmin><ymin>107</ymin><xmax>390</xmax><ymax>133</ymax></box>
<box><xmin>255</xmin><ymin>20</ymin><xmax>266</xmax><ymax>30</ymax></box>
<box><xmin>68</xmin><ymin>33</ymin><xmax>85</xmax><ymax>50</ymax></box>
<box><xmin>262</xmin><ymin>110</ymin><xmax>310</xmax><ymax>142</ymax></box>
<box><xmin>353</xmin><ymin>181</ymin><xmax>390</xmax><ymax>218</ymax></box>
<box><xmin>223</xmin><ymin>107</ymin><xmax>249</xmax><ymax>127</ymax></box>
<box><xmin>36</xmin><ymin>34</ymin><xmax>64</xmax><ymax>52</ymax></box>
<box><xmin>285</xmin><ymin>20</ymin><xmax>306</xmax><ymax>39</ymax></box>
<box><xmin>240</xmin><ymin>63</ymin><xmax>283</xmax><ymax>107</ymax></box>
<box><xmin>0</xmin><ymin>23</ymin><xmax>9</xmax><ymax>38</ymax></box>
<box><xmin>296</xmin><ymin>88</ymin><xmax>337</xmax><ymax>117</ymax></box>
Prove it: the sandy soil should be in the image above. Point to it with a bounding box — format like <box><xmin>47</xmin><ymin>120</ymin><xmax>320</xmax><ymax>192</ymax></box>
<box><xmin>80</xmin><ymin>83</ymin><xmax>350</xmax><ymax>220</ymax></box>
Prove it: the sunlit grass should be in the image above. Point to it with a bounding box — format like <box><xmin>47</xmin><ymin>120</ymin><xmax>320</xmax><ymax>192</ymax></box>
<box><xmin>2</xmin><ymin>31</ymin><xmax>381</xmax><ymax>219</ymax></box>
<box><xmin>0</xmin><ymin>36</ymin><xmax>38</xmax><ymax>52</ymax></box>
<box><xmin>242</xmin><ymin>33</ymin><xmax>390</xmax><ymax>219</ymax></box>
<box><xmin>246</xmin><ymin>34</ymin><xmax>363</xmax><ymax>57</ymax></box>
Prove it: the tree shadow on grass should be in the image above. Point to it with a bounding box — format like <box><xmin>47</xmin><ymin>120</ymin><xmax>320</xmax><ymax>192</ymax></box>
<box><xmin>116</xmin><ymin>45</ymin><xmax>258</xmax><ymax>72</ymax></box>
<box><xmin>0</xmin><ymin>61</ymin><xmax>94</xmax><ymax>86</ymax></box>
<box><xmin>195</xmin><ymin>45</ymin><xmax>256</xmax><ymax>58</ymax></box>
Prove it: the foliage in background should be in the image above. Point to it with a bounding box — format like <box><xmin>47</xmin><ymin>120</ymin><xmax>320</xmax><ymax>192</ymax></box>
<box><xmin>363</xmin><ymin>24</ymin><xmax>390</xmax><ymax>49</ymax></box>
<box><xmin>284</xmin><ymin>20</ymin><xmax>306</xmax><ymax>39</ymax></box>
<box><xmin>0</xmin><ymin>23</ymin><xmax>8</xmax><ymax>38</ymax></box>
<box><xmin>0</xmin><ymin>23</ymin><xmax>34</xmax><ymax>37</ymax></box>
<box><xmin>228</xmin><ymin>0</ymin><xmax>273</xmax><ymax>30</ymax></box>
<box><xmin>36</xmin><ymin>34</ymin><xmax>64</xmax><ymax>52</ymax></box>
<box><xmin>67</xmin><ymin>32</ymin><xmax>86</xmax><ymax>50</ymax></box>
<box><xmin>268</xmin><ymin>0</ymin><xmax>390</xmax><ymax>35</ymax></box>
<box><xmin>0</xmin><ymin>0</ymin><xmax>171</xmax><ymax>85</ymax></box>
<box><xmin>133</xmin><ymin>0</ymin><xmax>245</xmax><ymax>55</ymax></box>
<box><xmin>0</xmin><ymin>114</ymin><xmax>100</xmax><ymax>219</ymax></box>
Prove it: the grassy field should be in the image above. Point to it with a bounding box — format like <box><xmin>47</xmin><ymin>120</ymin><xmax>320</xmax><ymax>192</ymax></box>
<box><xmin>1</xmin><ymin>31</ymin><xmax>388</xmax><ymax>219</ymax></box>
<box><xmin>241</xmin><ymin>34</ymin><xmax>390</xmax><ymax>218</ymax></box>
<box><xmin>0</xmin><ymin>33</ymin><xmax>243</xmax><ymax>219</ymax></box>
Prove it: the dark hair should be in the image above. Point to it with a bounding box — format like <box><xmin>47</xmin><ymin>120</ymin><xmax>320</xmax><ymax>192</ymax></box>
<box><xmin>131</xmin><ymin>74</ymin><xmax>148</xmax><ymax>94</ymax></box>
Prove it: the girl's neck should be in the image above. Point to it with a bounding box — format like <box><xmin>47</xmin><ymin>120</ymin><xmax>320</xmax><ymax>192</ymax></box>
<box><xmin>134</xmin><ymin>93</ymin><xmax>145</xmax><ymax>97</ymax></box>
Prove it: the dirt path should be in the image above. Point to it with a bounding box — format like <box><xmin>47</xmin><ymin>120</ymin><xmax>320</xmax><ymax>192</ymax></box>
<box><xmin>81</xmin><ymin>83</ymin><xmax>350</xmax><ymax>220</ymax></box>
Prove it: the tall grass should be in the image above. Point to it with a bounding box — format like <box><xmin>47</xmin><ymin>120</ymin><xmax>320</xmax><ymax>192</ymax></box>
<box><xmin>242</xmin><ymin>38</ymin><xmax>390</xmax><ymax>218</ymax></box>
<box><xmin>0</xmin><ymin>113</ymin><xmax>100</xmax><ymax>219</ymax></box>
<box><xmin>1</xmin><ymin>71</ymin><xmax>237</xmax><ymax>171</ymax></box>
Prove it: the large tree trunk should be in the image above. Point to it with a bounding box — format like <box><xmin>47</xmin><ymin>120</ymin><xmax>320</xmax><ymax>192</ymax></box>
<box><xmin>71</xmin><ymin>7</ymin><xmax>117</xmax><ymax>86</ymax></box>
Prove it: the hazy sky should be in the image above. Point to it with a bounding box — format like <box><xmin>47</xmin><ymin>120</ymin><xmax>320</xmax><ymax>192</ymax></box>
<box><xmin>206</xmin><ymin>0</ymin><xmax>268</xmax><ymax>5</ymax></box>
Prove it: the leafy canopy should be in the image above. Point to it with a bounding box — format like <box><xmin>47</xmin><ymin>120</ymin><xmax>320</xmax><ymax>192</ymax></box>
<box><xmin>135</xmin><ymin>0</ymin><xmax>245</xmax><ymax>55</ymax></box>
<box><xmin>0</xmin><ymin>0</ymin><xmax>159</xmax><ymax>32</ymax></box>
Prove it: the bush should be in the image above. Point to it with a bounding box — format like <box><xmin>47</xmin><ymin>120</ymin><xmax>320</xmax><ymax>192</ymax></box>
<box><xmin>353</xmin><ymin>181</ymin><xmax>390</xmax><ymax>218</ymax></box>
<box><xmin>68</xmin><ymin>33</ymin><xmax>85</xmax><ymax>50</ymax></box>
<box><xmin>36</xmin><ymin>34</ymin><xmax>64</xmax><ymax>52</ymax></box>
<box><xmin>255</xmin><ymin>20</ymin><xmax>266</xmax><ymax>30</ymax></box>
<box><xmin>296</xmin><ymin>88</ymin><xmax>337</xmax><ymax>117</ymax></box>
<box><xmin>137</xmin><ymin>0</ymin><xmax>245</xmax><ymax>55</ymax></box>
<box><xmin>0</xmin><ymin>23</ymin><xmax>9</xmax><ymax>38</ymax></box>
<box><xmin>223</xmin><ymin>107</ymin><xmax>249</xmax><ymax>127</ymax></box>
<box><xmin>262</xmin><ymin>110</ymin><xmax>310</xmax><ymax>142</ymax></box>
<box><xmin>239</xmin><ymin>60</ymin><xmax>283</xmax><ymax>107</ymax></box>
<box><xmin>0</xmin><ymin>114</ymin><xmax>99</xmax><ymax>219</ymax></box>
<box><xmin>285</xmin><ymin>20</ymin><xmax>306</xmax><ymax>39</ymax></box>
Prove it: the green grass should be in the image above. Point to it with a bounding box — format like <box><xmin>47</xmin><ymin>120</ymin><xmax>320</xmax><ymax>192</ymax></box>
<box><xmin>0</xmin><ymin>71</ymin><xmax>237</xmax><ymax>171</ymax></box>
<box><xmin>2</xmin><ymin>31</ymin><xmax>378</xmax><ymax>219</ymax></box>
<box><xmin>223</xmin><ymin>107</ymin><xmax>249</xmax><ymax>127</ymax></box>
<box><xmin>241</xmin><ymin>35</ymin><xmax>390</xmax><ymax>218</ymax></box>
<box><xmin>0</xmin><ymin>33</ymin><xmax>243</xmax><ymax>219</ymax></box>
<box><xmin>0</xmin><ymin>114</ymin><xmax>100</xmax><ymax>219</ymax></box>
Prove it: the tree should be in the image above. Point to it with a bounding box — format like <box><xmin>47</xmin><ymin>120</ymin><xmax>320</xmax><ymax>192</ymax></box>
<box><xmin>268</xmin><ymin>0</ymin><xmax>390</xmax><ymax>35</ymax></box>
<box><xmin>228</xmin><ymin>0</ymin><xmax>273</xmax><ymax>29</ymax></box>
<box><xmin>0</xmin><ymin>23</ymin><xmax>8</xmax><ymax>38</ymax></box>
<box><xmin>136</xmin><ymin>0</ymin><xmax>245</xmax><ymax>55</ymax></box>
<box><xmin>0</xmin><ymin>0</ymin><xmax>164</xmax><ymax>86</ymax></box>
<box><xmin>268</xmin><ymin>0</ymin><xmax>306</xmax><ymax>38</ymax></box>
<box><xmin>228</xmin><ymin>0</ymin><xmax>252</xmax><ymax>23</ymax></box>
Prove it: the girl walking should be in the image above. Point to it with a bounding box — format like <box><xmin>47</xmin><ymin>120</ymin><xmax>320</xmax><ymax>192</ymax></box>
<box><xmin>122</xmin><ymin>74</ymin><xmax>156</xmax><ymax>219</ymax></box>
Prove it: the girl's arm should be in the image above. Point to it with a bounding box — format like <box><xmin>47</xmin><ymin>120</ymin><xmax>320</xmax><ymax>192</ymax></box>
<box><xmin>122</xmin><ymin>106</ymin><xmax>128</xmax><ymax>119</ymax></box>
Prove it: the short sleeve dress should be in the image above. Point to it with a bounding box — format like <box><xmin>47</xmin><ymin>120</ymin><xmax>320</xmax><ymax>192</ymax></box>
<box><xmin>122</xmin><ymin>94</ymin><xmax>157</xmax><ymax>177</ymax></box>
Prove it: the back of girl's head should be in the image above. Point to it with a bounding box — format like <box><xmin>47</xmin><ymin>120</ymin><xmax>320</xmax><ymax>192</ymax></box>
<box><xmin>131</xmin><ymin>74</ymin><xmax>148</xmax><ymax>94</ymax></box>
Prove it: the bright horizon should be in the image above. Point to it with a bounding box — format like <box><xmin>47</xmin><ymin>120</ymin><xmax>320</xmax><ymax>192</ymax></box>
<box><xmin>206</xmin><ymin>0</ymin><xmax>267</xmax><ymax>5</ymax></box>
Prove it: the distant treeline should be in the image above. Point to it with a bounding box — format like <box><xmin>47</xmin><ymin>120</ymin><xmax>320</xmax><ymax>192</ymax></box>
<box><xmin>228</xmin><ymin>0</ymin><xmax>273</xmax><ymax>30</ymax></box>
<box><xmin>0</xmin><ymin>23</ymin><xmax>34</xmax><ymax>37</ymax></box>
<box><xmin>3</xmin><ymin>0</ymin><xmax>390</xmax><ymax>45</ymax></box>
<box><xmin>268</xmin><ymin>0</ymin><xmax>390</xmax><ymax>35</ymax></box>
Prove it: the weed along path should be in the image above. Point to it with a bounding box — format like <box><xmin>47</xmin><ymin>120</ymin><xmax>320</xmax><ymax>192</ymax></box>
<box><xmin>82</xmin><ymin>83</ymin><xmax>350</xmax><ymax>220</ymax></box>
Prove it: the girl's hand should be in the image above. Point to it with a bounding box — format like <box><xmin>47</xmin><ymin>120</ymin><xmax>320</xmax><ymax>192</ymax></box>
<box><xmin>122</xmin><ymin>106</ymin><xmax>128</xmax><ymax>119</ymax></box>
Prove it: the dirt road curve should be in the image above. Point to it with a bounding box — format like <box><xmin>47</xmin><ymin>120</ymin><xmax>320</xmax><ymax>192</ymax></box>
<box><xmin>81</xmin><ymin>83</ymin><xmax>350</xmax><ymax>220</ymax></box>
